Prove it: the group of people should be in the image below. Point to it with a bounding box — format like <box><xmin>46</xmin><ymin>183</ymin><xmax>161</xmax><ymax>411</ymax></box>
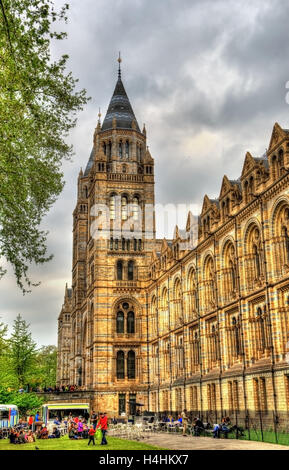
<box><xmin>9</xmin><ymin>429</ymin><xmax>36</xmax><ymax>444</ymax></box>
<box><xmin>54</xmin><ymin>410</ymin><xmax>109</xmax><ymax>446</ymax></box>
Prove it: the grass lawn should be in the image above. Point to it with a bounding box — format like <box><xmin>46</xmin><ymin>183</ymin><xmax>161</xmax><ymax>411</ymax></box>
<box><xmin>236</xmin><ymin>429</ymin><xmax>289</xmax><ymax>446</ymax></box>
<box><xmin>0</xmin><ymin>434</ymin><xmax>165</xmax><ymax>451</ymax></box>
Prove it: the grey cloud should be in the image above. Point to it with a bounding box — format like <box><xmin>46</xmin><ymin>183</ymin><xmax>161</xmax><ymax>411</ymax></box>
<box><xmin>1</xmin><ymin>0</ymin><xmax>289</xmax><ymax>344</ymax></box>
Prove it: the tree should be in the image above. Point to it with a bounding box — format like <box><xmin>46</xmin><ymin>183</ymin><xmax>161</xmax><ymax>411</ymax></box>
<box><xmin>9</xmin><ymin>314</ymin><xmax>38</xmax><ymax>388</ymax></box>
<box><xmin>34</xmin><ymin>345</ymin><xmax>57</xmax><ymax>388</ymax></box>
<box><xmin>0</xmin><ymin>387</ymin><xmax>43</xmax><ymax>416</ymax></box>
<box><xmin>0</xmin><ymin>0</ymin><xmax>89</xmax><ymax>292</ymax></box>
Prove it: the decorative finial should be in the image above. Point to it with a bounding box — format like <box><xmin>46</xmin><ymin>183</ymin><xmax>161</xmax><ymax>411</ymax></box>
<box><xmin>117</xmin><ymin>51</ymin><xmax>122</xmax><ymax>78</ymax></box>
<box><xmin>98</xmin><ymin>107</ymin><xmax>101</xmax><ymax>122</ymax></box>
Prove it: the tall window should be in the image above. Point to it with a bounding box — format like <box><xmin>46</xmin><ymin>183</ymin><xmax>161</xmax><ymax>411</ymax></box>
<box><xmin>116</xmin><ymin>311</ymin><xmax>124</xmax><ymax>333</ymax></box>
<box><xmin>116</xmin><ymin>351</ymin><xmax>125</xmax><ymax>379</ymax></box>
<box><xmin>230</xmin><ymin>316</ymin><xmax>242</xmax><ymax>358</ymax></box>
<box><xmin>187</xmin><ymin>269</ymin><xmax>197</xmax><ymax>318</ymax></box>
<box><xmin>203</xmin><ymin>256</ymin><xmax>216</xmax><ymax>312</ymax></box>
<box><xmin>256</xmin><ymin>307</ymin><xmax>270</xmax><ymax>353</ymax></box>
<box><xmin>127</xmin><ymin>350</ymin><xmax>136</xmax><ymax>379</ymax></box>
<box><xmin>133</xmin><ymin>196</ymin><xmax>139</xmax><ymax>221</ymax></box>
<box><xmin>119</xmin><ymin>394</ymin><xmax>126</xmax><ymax>415</ymax></box>
<box><xmin>119</xmin><ymin>140</ymin><xmax>123</xmax><ymax>158</ymax></box>
<box><xmin>109</xmin><ymin>195</ymin><xmax>116</xmax><ymax>220</ymax></box>
<box><xmin>128</xmin><ymin>260</ymin><xmax>134</xmax><ymax>281</ymax></box>
<box><xmin>117</xmin><ymin>260</ymin><xmax>123</xmax><ymax>281</ymax></box>
<box><xmin>127</xmin><ymin>311</ymin><xmax>135</xmax><ymax>334</ymax></box>
<box><xmin>174</xmin><ymin>278</ymin><xmax>182</xmax><ymax>325</ymax></box>
<box><xmin>125</xmin><ymin>140</ymin><xmax>130</xmax><ymax>158</ymax></box>
<box><xmin>121</xmin><ymin>196</ymin><xmax>128</xmax><ymax>220</ymax></box>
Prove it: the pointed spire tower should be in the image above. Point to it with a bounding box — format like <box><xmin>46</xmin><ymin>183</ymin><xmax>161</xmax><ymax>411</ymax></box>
<box><xmin>101</xmin><ymin>53</ymin><xmax>140</xmax><ymax>132</ymax></box>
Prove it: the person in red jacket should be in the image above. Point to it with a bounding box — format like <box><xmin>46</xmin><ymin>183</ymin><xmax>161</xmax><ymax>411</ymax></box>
<box><xmin>96</xmin><ymin>412</ymin><xmax>108</xmax><ymax>445</ymax></box>
<box><xmin>87</xmin><ymin>426</ymin><xmax>96</xmax><ymax>446</ymax></box>
<box><xmin>28</xmin><ymin>415</ymin><xmax>34</xmax><ymax>430</ymax></box>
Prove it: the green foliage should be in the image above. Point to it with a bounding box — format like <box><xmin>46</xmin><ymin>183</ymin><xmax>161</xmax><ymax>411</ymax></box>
<box><xmin>0</xmin><ymin>314</ymin><xmax>57</xmax><ymax>390</ymax></box>
<box><xmin>8</xmin><ymin>314</ymin><xmax>38</xmax><ymax>388</ymax></box>
<box><xmin>33</xmin><ymin>345</ymin><xmax>57</xmax><ymax>387</ymax></box>
<box><xmin>0</xmin><ymin>387</ymin><xmax>43</xmax><ymax>415</ymax></box>
<box><xmin>0</xmin><ymin>0</ymin><xmax>89</xmax><ymax>292</ymax></box>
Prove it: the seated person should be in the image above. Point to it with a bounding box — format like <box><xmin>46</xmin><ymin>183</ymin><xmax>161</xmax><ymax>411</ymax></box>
<box><xmin>27</xmin><ymin>431</ymin><xmax>36</xmax><ymax>443</ymax></box>
<box><xmin>193</xmin><ymin>417</ymin><xmax>204</xmax><ymax>436</ymax></box>
<box><xmin>18</xmin><ymin>431</ymin><xmax>27</xmax><ymax>444</ymax></box>
<box><xmin>68</xmin><ymin>426</ymin><xmax>78</xmax><ymax>439</ymax></box>
<box><xmin>53</xmin><ymin>418</ymin><xmax>61</xmax><ymax>426</ymax></box>
<box><xmin>9</xmin><ymin>429</ymin><xmax>17</xmax><ymax>444</ymax></box>
<box><xmin>213</xmin><ymin>423</ymin><xmax>220</xmax><ymax>438</ymax></box>
<box><xmin>40</xmin><ymin>425</ymin><xmax>48</xmax><ymax>439</ymax></box>
<box><xmin>49</xmin><ymin>427</ymin><xmax>61</xmax><ymax>438</ymax></box>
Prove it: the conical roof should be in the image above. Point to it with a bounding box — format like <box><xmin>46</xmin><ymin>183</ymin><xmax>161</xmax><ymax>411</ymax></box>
<box><xmin>101</xmin><ymin>74</ymin><xmax>140</xmax><ymax>132</ymax></box>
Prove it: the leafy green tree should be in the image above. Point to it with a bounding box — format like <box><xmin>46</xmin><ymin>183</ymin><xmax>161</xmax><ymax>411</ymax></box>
<box><xmin>9</xmin><ymin>314</ymin><xmax>38</xmax><ymax>388</ymax></box>
<box><xmin>34</xmin><ymin>345</ymin><xmax>57</xmax><ymax>388</ymax></box>
<box><xmin>0</xmin><ymin>387</ymin><xmax>43</xmax><ymax>416</ymax></box>
<box><xmin>0</xmin><ymin>0</ymin><xmax>89</xmax><ymax>292</ymax></box>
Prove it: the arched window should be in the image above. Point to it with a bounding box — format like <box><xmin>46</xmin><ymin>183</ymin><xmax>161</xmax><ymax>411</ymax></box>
<box><xmin>133</xmin><ymin>196</ymin><xmax>139</xmax><ymax>221</ymax></box>
<box><xmin>125</xmin><ymin>140</ymin><xmax>130</xmax><ymax>158</ymax></box>
<box><xmin>102</xmin><ymin>142</ymin><xmax>106</xmax><ymax>155</ymax></box>
<box><xmin>127</xmin><ymin>350</ymin><xmax>136</xmax><ymax>379</ymax></box>
<box><xmin>119</xmin><ymin>140</ymin><xmax>123</xmax><ymax>158</ymax></box>
<box><xmin>117</xmin><ymin>260</ymin><xmax>123</xmax><ymax>281</ymax></box>
<box><xmin>246</xmin><ymin>226</ymin><xmax>263</xmax><ymax>287</ymax></box>
<box><xmin>109</xmin><ymin>195</ymin><xmax>116</xmax><ymax>220</ymax></box>
<box><xmin>271</xmin><ymin>155</ymin><xmax>278</xmax><ymax>179</ymax></box>
<box><xmin>116</xmin><ymin>351</ymin><xmax>125</xmax><ymax>379</ymax></box>
<box><xmin>203</xmin><ymin>256</ymin><xmax>215</xmax><ymax>312</ymax></box>
<box><xmin>127</xmin><ymin>311</ymin><xmax>135</xmax><ymax>334</ymax></box>
<box><xmin>256</xmin><ymin>307</ymin><xmax>267</xmax><ymax>352</ymax></box>
<box><xmin>232</xmin><ymin>316</ymin><xmax>241</xmax><ymax>357</ymax></box>
<box><xmin>128</xmin><ymin>260</ymin><xmax>134</xmax><ymax>281</ymax></box>
<box><xmin>116</xmin><ymin>311</ymin><xmax>124</xmax><ymax>333</ymax></box>
<box><xmin>122</xmin><ymin>238</ymin><xmax>126</xmax><ymax>251</ymax></box>
<box><xmin>187</xmin><ymin>268</ymin><xmax>197</xmax><ymax>317</ymax></box>
<box><xmin>244</xmin><ymin>181</ymin><xmax>249</xmax><ymax>204</ymax></box>
<box><xmin>121</xmin><ymin>196</ymin><xmax>128</xmax><ymax>220</ymax></box>
<box><xmin>133</xmin><ymin>238</ymin><xmax>137</xmax><ymax>251</ymax></box>
<box><xmin>174</xmin><ymin>278</ymin><xmax>182</xmax><ymax>324</ymax></box>
<box><xmin>108</xmin><ymin>141</ymin><xmax>112</xmax><ymax>159</ymax></box>
<box><xmin>126</xmin><ymin>239</ymin><xmax>130</xmax><ymax>251</ymax></box>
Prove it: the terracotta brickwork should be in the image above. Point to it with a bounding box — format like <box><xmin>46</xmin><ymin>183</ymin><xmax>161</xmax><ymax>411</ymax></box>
<box><xmin>57</xmin><ymin>70</ymin><xmax>289</xmax><ymax>418</ymax></box>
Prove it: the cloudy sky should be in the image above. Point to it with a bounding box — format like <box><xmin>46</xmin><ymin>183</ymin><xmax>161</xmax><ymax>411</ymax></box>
<box><xmin>1</xmin><ymin>0</ymin><xmax>289</xmax><ymax>346</ymax></box>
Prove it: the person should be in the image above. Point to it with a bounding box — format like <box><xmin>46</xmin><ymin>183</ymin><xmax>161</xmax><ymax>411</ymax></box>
<box><xmin>27</xmin><ymin>431</ymin><xmax>36</xmax><ymax>443</ymax></box>
<box><xmin>96</xmin><ymin>412</ymin><xmax>108</xmax><ymax>445</ymax></box>
<box><xmin>213</xmin><ymin>423</ymin><xmax>220</xmax><ymax>438</ymax></box>
<box><xmin>28</xmin><ymin>415</ymin><xmax>34</xmax><ymax>430</ymax></box>
<box><xmin>112</xmin><ymin>416</ymin><xmax>117</xmax><ymax>425</ymax></box>
<box><xmin>181</xmin><ymin>409</ymin><xmax>188</xmax><ymax>436</ymax></box>
<box><xmin>193</xmin><ymin>417</ymin><xmax>204</xmax><ymax>436</ymax></box>
<box><xmin>91</xmin><ymin>410</ymin><xmax>98</xmax><ymax>430</ymax></box>
<box><xmin>77</xmin><ymin>419</ymin><xmax>84</xmax><ymax>438</ymax></box>
<box><xmin>9</xmin><ymin>428</ymin><xmax>17</xmax><ymax>444</ymax></box>
<box><xmin>40</xmin><ymin>425</ymin><xmax>48</xmax><ymax>439</ymax></box>
<box><xmin>35</xmin><ymin>411</ymin><xmax>40</xmax><ymax>423</ymax></box>
<box><xmin>88</xmin><ymin>425</ymin><xmax>96</xmax><ymax>446</ymax></box>
<box><xmin>18</xmin><ymin>430</ymin><xmax>27</xmax><ymax>444</ymax></box>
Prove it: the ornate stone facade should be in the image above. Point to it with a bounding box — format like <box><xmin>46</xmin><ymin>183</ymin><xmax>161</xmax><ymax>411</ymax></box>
<box><xmin>57</xmin><ymin>67</ymin><xmax>289</xmax><ymax>419</ymax></box>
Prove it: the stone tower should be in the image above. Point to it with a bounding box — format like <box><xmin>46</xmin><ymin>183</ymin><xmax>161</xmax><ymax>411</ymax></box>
<box><xmin>58</xmin><ymin>59</ymin><xmax>159</xmax><ymax>415</ymax></box>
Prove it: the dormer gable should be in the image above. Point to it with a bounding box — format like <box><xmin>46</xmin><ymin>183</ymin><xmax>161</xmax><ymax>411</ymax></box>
<box><xmin>268</xmin><ymin>122</ymin><xmax>289</xmax><ymax>154</ymax></box>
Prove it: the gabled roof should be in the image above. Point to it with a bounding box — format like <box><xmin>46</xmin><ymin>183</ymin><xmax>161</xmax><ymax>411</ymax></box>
<box><xmin>102</xmin><ymin>74</ymin><xmax>140</xmax><ymax>132</ymax></box>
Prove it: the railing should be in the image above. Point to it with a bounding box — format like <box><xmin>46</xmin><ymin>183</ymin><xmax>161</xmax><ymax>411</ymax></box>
<box><xmin>107</xmin><ymin>173</ymin><xmax>144</xmax><ymax>182</ymax></box>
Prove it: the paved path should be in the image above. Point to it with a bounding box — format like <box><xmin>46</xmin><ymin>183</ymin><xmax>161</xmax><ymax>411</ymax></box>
<box><xmin>142</xmin><ymin>433</ymin><xmax>288</xmax><ymax>450</ymax></box>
